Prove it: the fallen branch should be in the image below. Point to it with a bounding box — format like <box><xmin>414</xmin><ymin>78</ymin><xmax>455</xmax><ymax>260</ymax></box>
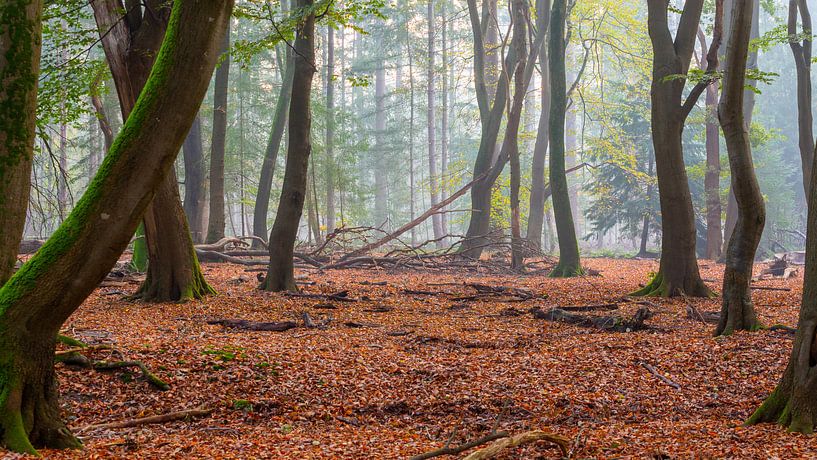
<box><xmin>80</xmin><ymin>407</ymin><xmax>212</xmax><ymax>433</ymax></box>
<box><xmin>685</xmin><ymin>303</ymin><xmax>719</xmax><ymax>324</ymax></box>
<box><xmin>207</xmin><ymin>319</ymin><xmax>298</xmax><ymax>332</ymax></box>
<box><xmin>462</xmin><ymin>430</ymin><xmax>569</xmax><ymax>459</ymax></box>
<box><xmin>558</xmin><ymin>303</ymin><xmax>618</xmax><ymax>312</ymax></box>
<box><xmin>195</xmin><ymin>237</ymin><xmax>247</xmax><ymax>252</ymax></box>
<box><xmin>769</xmin><ymin>324</ymin><xmax>797</xmax><ymax>335</ymax></box>
<box><xmin>283</xmin><ymin>290</ymin><xmax>358</xmax><ymax>302</ymax></box>
<box><xmin>409</xmin><ymin>432</ymin><xmax>510</xmax><ymax>460</ymax></box>
<box><xmin>750</xmin><ymin>285</ymin><xmax>791</xmax><ymax>292</ymax></box>
<box><xmin>638</xmin><ymin>361</ymin><xmax>681</xmax><ymax>390</ymax></box>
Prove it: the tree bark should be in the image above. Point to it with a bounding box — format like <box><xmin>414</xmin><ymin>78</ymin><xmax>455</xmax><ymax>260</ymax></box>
<box><xmin>698</xmin><ymin>28</ymin><xmax>723</xmax><ymax>260</ymax></box>
<box><xmin>264</xmin><ymin>0</ymin><xmax>316</xmax><ymax>292</ymax></box>
<box><xmin>548</xmin><ymin>0</ymin><xmax>581</xmax><ymax>277</ymax></box>
<box><xmin>715</xmin><ymin>0</ymin><xmax>763</xmax><ymax>336</ymax></box>
<box><xmin>325</xmin><ymin>24</ymin><xmax>336</xmax><ymax>235</ymax></box>
<box><xmin>183</xmin><ymin>115</ymin><xmax>207</xmax><ymax>243</ymax></box>
<box><xmin>526</xmin><ymin>0</ymin><xmax>552</xmax><ymax>251</ymax></box>
<box><xmin>253</xmin><ymin>22</ymin><xmax>295</xmax><ymax>246</ymax></box>
<box><xmin>747</xmin><ymin>68</ymin><xmax>817</xmax><ymax>435</ymax></box>
<box><xmin>207</xmin><ymin>21</ymin><xmax>231</xmax><ymax>243</ymax></box>
<box><xmin>374</xmin><ymin>49</ymin><xmax>389</xmax><ymax>228</ymax></box>
<box><xmin>790</xmin><ymin>0</ymin><xmax>814</xmax><ymax>198</ymax></box>
<box><xmin>0</xmin><ymin>2</ymin><xmax>231</xmax><ymax>453</ymax></box>
<box><xmin>427</xmin><ymin>0</ymin><xmax>444</xmax><ymax>245</ymax></box>
<box><xmin>509</xmin><ymin>0</ymin><xmax>529</xmax><ymax>270</ymax></box>
<box><xmin>633</xmin><ymin>0</ymin><xmax>711</xmax><ymax>297</ymax></box>
<box><xmin>93</xmin><ymin>0</ymin><xmax>213</xmax><ymax>302</ymax></box>
<box><xmin>0</xmin><ymin>0</ymin><xmax>41</xmax><ymax>286</ymax></box>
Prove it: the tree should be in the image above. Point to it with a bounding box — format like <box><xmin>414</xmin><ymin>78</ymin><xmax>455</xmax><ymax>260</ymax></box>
<box><xmin>0</xmin><ymin>0</ymin><xmax>42</xmax><ymax>286</ymax></box>
<box><xmin>633</xmin><ymin>0</ymin><xmax>711</xmax><ymax>297</ymax></box>
<box><xmin>715</xmin><ymin>0</ymin><xmax>764</xmax><ymax>336</ymax></box>
<box><xmin>789</xmin><ymin>0</ymin><xmax>814</xmax><ymax>198</ymax></box>
<box><xmin>548</xmin><ymin>0</ymin><xmax>581</xmax><ymax>276</ymax></box>
<box><xmin>207</xmin><ymin>22</ymin><xmax>231</xmax><ymax>243</ymax></box>
<box><xmin>0</xmin><ymin>1</ymin><xmax>232</xmax><ymax>453</ymax></box>
<box><xmin>253</xmin><ymin>10</ymin><xmax>295</xmax><ymax>246</ymax></box>
<box><xmin>747</xmin><ymin>89</ymin><xmax>817</xmax><ymax>436</ymax></box>
<box><xmin>93</xmin><ymin>0</ymin><xmax>214</xmax><ymax>302</ymax></box>
<box><xmin>508</xmin><ymin>0</ymin><xmax>530</xmax><ymax>270</ymax></box>
<box><xmin>183</xmin><ymin>115</ymin><xmax>207</xmax><ymax>243</ymax></box>
<box><xmin>698</xmin><ymin>27</ymin><xmax>723</xmax><ymax>260</ymax></box>
<box><xmin>263</xmin><ymin>0</ymin><xmax>316</xmax><ymax>292</ymax></box>
<box><xmin>526</xmin><ymin>0</ymin><xmax>552</xmax><ymax>251</ymax></box>
<box><xmin>427</xmin><ymin>0</ymin><xmax>444</xmax><ymax>244</ymax></box>
<box><xmin>459</xmin><ymin>0</ymin><xmax>516</xmax><ymax>258</ymax></box>
<box><xmin>325</xmin><ymin>23</ymin><xmax>337</xmax><ymax>235</ymax></box>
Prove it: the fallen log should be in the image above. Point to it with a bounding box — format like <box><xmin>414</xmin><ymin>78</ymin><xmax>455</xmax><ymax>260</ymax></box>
<box><xmin>283</xmin><ymin>290</ymin><xmax>357</xmax><ymax>302</ymax></box>
<box><xmin>685</xmin><ymin>304</ymin><xmax>719</xmax><ymax>324</ymax></box>
<box><xmin>409</xmin><ymin>432</ymin><xmax>510</xmax><ymax>460</ymax></box>
<box><xmin>80</xmin><ymin>407</ymin><xmax>212</xmax><ymax>433</ymax></box>
<box><xmin>18</xmin><ymin>239</ymin><xmax>45</xmax><ymax>254</ymax></box>
<box><xmin>558</xmin><ymin>303</ymin><xmax>618</xmax><ymax>312</ymax></box>
<box><xmin>532</xmin><ymin>306</ymin><xmax>653</xmax><ymax>332</ymax></box>
<box><xmin>207</xmin><ymin>319</ymin><xmax>298</xmax><ymax>332</ymax></box>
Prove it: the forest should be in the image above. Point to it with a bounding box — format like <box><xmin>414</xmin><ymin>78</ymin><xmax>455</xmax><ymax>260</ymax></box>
<box><xmin>2</xmin><ymin>0</ymin><xmax>817</xmax><ymax>457</ymax></box>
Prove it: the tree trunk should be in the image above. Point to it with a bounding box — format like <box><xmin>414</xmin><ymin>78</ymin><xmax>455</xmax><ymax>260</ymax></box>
<box><xmin>264</xmin><ymin>0</ymin><xmax>316</xmax><ymax>292</ymax></box>
<box><xmin>509</xmin><ymin>0</ymin><xmax>529</xmax><ymax>270</ymax></box>
<box><xmin>716</xmin><ymin>0</ymin><xmax>763</xmax><ymax>336</ymax></box>
<box><xmin>548</xmin><ymin>0</ymin><xmax>582</xmax><ymax>277</ymax></box>
<box><xmin>253</xmin><ymin>28</ymin><xmax>295</xmax><ymax>246</ymax></box>
<box><xmin>440</xmin><ymin>4</ymin><xmax>450</xmax><ymax>241</ymax></box>
<box><xmin>207</xmin><ymin>21</ymin><xmax>231</xmax><ymax>243</ymax></box>
<box><xmin>427</xmin><ymin>0</ymin><xmax>444</xmax><ymax>245</ymax></box>
<box><xmin>0</xmin><ymin>3</ymin><xmax>231</xmax><ymax>453</ymax></box>
<box><xmin>790</xmin><ymin>0</ymin><xmax>814</xmax><ymax>198</ymax></box>
<box><xmin>699</xmin><ymin>29</ymin><xmax>723</xmax><ymax>260</ymax></box>
<box><xmin>325</xmin><ymin>24</ymin><xmax>336</xmax><ymax>235</ymax></box>
<box><xmin>407</xmin><ymin>30</ymin><xmax>418</xmax><ymax>246</ymax></box>
<box><xmin>459</xmin><ymin>0</ymin><xmax>516</xmax><ymax>258</ymax></box>
<box><xmin>634</xmin><ymin>0</ymin><xmax>710</xmax><ymax>297</ymax></box>
<box><xmin>93</xmin><ymin>0</ymin><xmax>213</xmax><ymax>302</ymax></box>
<box><xmin>374</xmin><ymin>52</ymin><xmax>389</xmax><ymax>228</ymax></box>
<box><xmin>0</xmin><ymin>0</ymin><xmax>41</xmax><ymax>287</ymax></box>
<box><xmin>183</xmin><ymin>115</ymin><xmax>207</xmax><ymax>243</ymax></box>
<box><xmin>526</xmin><ymin>0</ymin><xmax>552</xmax><ymax>251</ymax></box>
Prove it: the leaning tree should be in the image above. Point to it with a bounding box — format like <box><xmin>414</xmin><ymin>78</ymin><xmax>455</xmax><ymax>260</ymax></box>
<box><xmin>0</xmin><ymin>1</ymin><xmax>232</xmax><ymax>453</ymax></box>
<box><xmin>633</xmin><ymin>0</ymin><xmax>713</xmax><ymax>297</ymax></box>
<box><xmin>715</xmin><ymin>0</ymin><xmax>765</xmax><ymax>336</ymax></box>
<box><xmin>0</xmin><ymin>1</ymin><xmax>42</xmax><ymax>286</ymax></box>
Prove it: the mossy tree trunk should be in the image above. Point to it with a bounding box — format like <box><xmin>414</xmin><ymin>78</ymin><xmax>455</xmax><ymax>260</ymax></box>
<box><xmin>264</xmin><ymin>0</ymin><xmax>316</xmax><ymax>292</ymax></box>
<box><xmin>747</xmin><ymin>120</ymin><xmax>817</xmax><ymax>433</ymax></box>
<box><xmin>634</xmin><ymin>0</ymin><xmax>711</xmax><ymax>297</ymax></box>
<box><xmin>548</xmin><ymin>0</ymin><xmax>581</xmax><ymax>277</ymax></box>
<box><xmin>716</xmin><ymin>0</ymin><xmax>764</xmax><ymax>336</ymax></box>
<box><xmin>0</xmin><ymin>2</ymin><xmax>232</xmax><ymax>453</ymax></box>
<box><xmin>93</xmin><ymin>0</ymin><xmax>213</xmax><ymax>301</ymax></box>
<box><xmin>0</xmin><ymin>0</ymin><xmax>42</xmax><ymax>286</ymax></box>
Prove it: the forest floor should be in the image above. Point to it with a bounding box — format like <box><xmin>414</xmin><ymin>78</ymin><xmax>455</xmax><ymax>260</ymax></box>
<box><xmin>33</xmin><ymin>257</ymin><xmax>815</xmax><ymax>459</ymax></box>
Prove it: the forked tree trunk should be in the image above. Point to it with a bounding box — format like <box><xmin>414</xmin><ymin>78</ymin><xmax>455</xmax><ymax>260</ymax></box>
<box><xmin>264</xmin><ymin>0</ymin><xmax>316</xmax><ymax>292</ymax></box>
<box><xmin>0</xmin><ymin>3</ymin><xmax>231</xmax><ymax>453</ymax></box>
<box><xmin>526</xmin><ymin>0</ymin><xmax>552</xmax><ymax>251</ymax></box>
<box><xmin>207</xmin><ymin>22</ymin><xmax>231</xmax><ymax>243</ymax></box>
<box><xmin>633</xmin><ymin>0</ymin><xmax>711</xmax><ymax>297</ymax></box>
<box><xmin>93</xmin><ymin>0</ymin><xmax>213</xmax><ymax>302</ymax></box>
<box><xmin>548</xmin><ymin>0</ymin><xmax>582</xmax><ymax>277</ymax></box>
<box><xmin>459</xmin><ymin>0</ymin><xmax>515</xmax><ymax>258</ymax></box>
<box><xmin>0</xmin><ymin>1</ymin><xmax>41</xmax><ymax>286</ymax></box>
<box><xmin>716</xmin><ymin>0</ymin><xmax>763</xmax><ymax>336</ymax></box>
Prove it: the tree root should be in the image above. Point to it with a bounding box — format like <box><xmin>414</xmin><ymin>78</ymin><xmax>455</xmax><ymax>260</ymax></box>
<box><xmin>93</xmin><ymin>361</ymin><xmax>170</xmax><ymax>390</ymax></box>
<box><xmin>548</xmin><ymin>263</ymin><xmax>584</xmax><ymax>278</ymax></box>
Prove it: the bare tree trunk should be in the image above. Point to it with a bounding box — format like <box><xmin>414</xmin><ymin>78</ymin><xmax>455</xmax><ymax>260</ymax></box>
<box><xmin>0</xmin><ymin>0</ymin><xmax>42</xmax><ymax>286</ymax></box>
<box><xmin>716</xmin><ymin>0</ymin><xmax>763</xmax><ymax>336</ymax></box>
<box><xmin>374</xmin><ymin>51</ymin><xmax>388</xmax><ymax>228</ymax></box>
<box><xmin>207</xmin><ymin>21</ymin><xmax>231</xmax><ymax>243</ymax></box>
<box><xmin>509</xmin><ymin>0</ymin><xmax>529</xmax><ymax>270</ymax></box>
<box><xmin>183</xmin><ymin>115</ymin><xmax>207</xmax><ymax>243</ymax></box>
<box><xmin>633</xmin><ymin>0</ymin><xmax>711</xmax><ymax>297</ymax></box>
<box><xmin>440</xmin><ymin>3</ymin><xmax>450</xmax><ymax>240</ymax></box>
<box><xmin>427</xmin><ymin>0</ymin><xmax>444</xmax><ymax>245</ymax></box>
<box><xmin>407</xmin><ymin>31</ymin><xmax>418</xmax><ymax>246</ymax></box>
<box><xmin>548</xmin><ymin>0</ymin><xmax>582</xmax><ymax>277</ymax></box>
<box><xmin>325</xmin><ymin>24</ymin><xmax>336</xmax><ymax>234</ymax></box>
<box><xmin>697</xmin><ymin>28</ymin><xmax>723</xmax><ymax>260</ymax></box>
<box><xmin>526</xmin><ymin>0</ymin><xmax>552</xmax><ymax>250</ymax></box>
<box><xmin>790</xmin><ymin>0</ymin><xmax>814</xmax><ymax>198</ymax></box>
<box><xmin>0</xmin><ymin>2</ymin><xmax>230</xmax><ymax>453</ymax></box>
<box><xmin>264</xmin><ymin>0</ymin><xmax>316</xmax><ymax>292</ymax></box>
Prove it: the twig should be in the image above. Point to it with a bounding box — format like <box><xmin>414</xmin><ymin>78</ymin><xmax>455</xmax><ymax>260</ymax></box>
<box><xmin>638</xmin><ymin>361</ymin><xmax>680</xmax><ymax>390</ymax></box>
<box><xmin>79</xmin><ymin>407</ymin><xmax>212</xmax><ymax>433</ymax></box>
